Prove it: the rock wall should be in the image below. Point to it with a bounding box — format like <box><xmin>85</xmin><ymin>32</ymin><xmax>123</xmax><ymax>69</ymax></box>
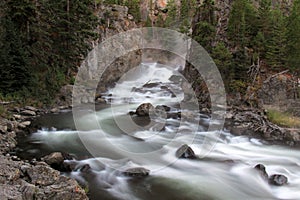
<box><xmin>58</xmin><ymin>4</ymin><xmax>142</xmax><ymax>106</ymax></box>
<box><xmin>258</xmin><ymin>74</ymin><xmax>300</xmax><ymax>116</ymax></box>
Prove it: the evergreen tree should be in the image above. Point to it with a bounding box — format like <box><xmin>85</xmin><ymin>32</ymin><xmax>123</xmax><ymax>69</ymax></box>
<box><xmin>228</xmin><ymin>0</ymin><xmax>258</xmax><ymax>81</ymax></box>
<box><xmin>192</xmin><ymin>0</ymin><xmax>216</xmax><ymax>52</ymax></box>
<box><xmin>265</xmin><ymin>9</ymin><xmax>287</xmax><ymax>70</ymax></box>
<box><xmin>0</xmin><ymin>16</ymin><xmax>31</xmax><ymax>94</ymax></box>
<box><xmin>228</xmin><ymin>0</ymin><xmax>257</xmax><ymax>48</ymax></box>
<box><xmin>287</xmin><ymin>0</ymin><xmax>300</xmax><ymax>72</ymax></box>
<box><xmin>212</xmin><ymin>42</ymin><xmax>233</xmax><ymax>86</ymax></box>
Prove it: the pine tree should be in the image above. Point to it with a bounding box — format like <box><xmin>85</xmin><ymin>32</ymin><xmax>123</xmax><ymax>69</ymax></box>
<box><xmin>0</xmin><ymin>16</ymin><xmax>31</xmax><ymax>94</ymax></box>
<box><xmin>192</xmin><ymin>0</ymin><xmax>216</xmax><ymax>52</ymax></box>
<box><xmin>286</xmin><ymin>0</ymin><xmax>300</xmax><ymax>72</ymax></box>
<box><xmin>265</xmin><ymin>9</ymin><xmax>287</xmax><ymax>71</ymax></box>
<box><xmin>212</xmin><ymin>42</ymin><xmax>233</xmax><ymax>86</ymax></box>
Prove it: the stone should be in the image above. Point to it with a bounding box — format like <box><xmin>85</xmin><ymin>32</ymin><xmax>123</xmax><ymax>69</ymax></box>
<box><xmin>269</xmin><ymin>174</ymin><xmax>288</xmax><ymax>186</ymax></box>
<box><xmin>24</xmin><ymin>106</ymin><xmax>38</xmax><ymax>112</ymax></box>
<box><xmin>0</xmin><ymin>125</ymin><xmax>7</xmax><ymax>134</ymax></box>
<box><xmin>13</xmin><ymin>114</ymin><xmax>21</xmax><ymax>120</ymax></box>
<box><xmin>122</xmin><ymin>167</ymin><xmax>150</xmax><ymax>177</ymax></box>
<box><xmin>20</xmin><ymin>121</ymin><xmax>31</xmax><ymax>127</ymax></box>
<box><xmin>43</xmin><ymin>152</ymin><xmax>64</xmax><ymax>166</ymax></box>
<box><xmin>155</xmin><ymin>105</ymin><xmax>171</xmax><ymax>112</ymax></box>
<box><xmin>176</xmin><ymin>144</ymin><xmax>196</xmax><ymax>159</ymax></box>
<box><xmin>142</xmin><ymin>82</ymin><xmax>161</xmax><ymax>88</ymax></box>
<box><xmin>20</xmin><ymin>181</ymin><xmax>36</xmax><ymax>200</ymax></box>
<box><xmin>80</xmin><ymin>164</ymin><xmax>91</xmax><ymax>173</ymax></box>
<box><xmin>136</xmin><ymin>103</ymin><xmax>154</xmax><ymax>117</ymax></box>
<box><xmin>26</xmin><ymin>164</ymin><xmax>60</xmax><ymax>186</ymax></box>
<box><xmin>254</xmin><ymin>164</ymin><xmax>268</xmax><ymax>180</ymax></box>
<box><xmin>21</xmin><ymin>110</ymin><xmax>36</xmax><ymax>116</ymax></box>
<box><xmin>50</xmin><ymin>108</ymin><xmax>59</xmax><ymax>113</ymax></box>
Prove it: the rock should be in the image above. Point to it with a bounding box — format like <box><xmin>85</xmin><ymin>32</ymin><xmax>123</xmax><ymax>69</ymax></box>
<box><xmin>96</xmin><ymin>97</ymin><xmax>106</xmax><ymax>103</ymax></box>
<box><xmin>269</xmin><ymin>174</ymin><xmax>288</xmax><ymax>186</ymax></box>
<box><xmin>24</xmin><ymin>106</ymin><xmax>38</xmax><ymax>112</ymax></box>
<box><xmin>13</xmin><ymin>114</ymin><xmax>22</xmax><ymax>120</ymax></box>
<box><xmin>136</xmin><ymin>103</ymin><xmax>154</xmax><ymax>117</ymax></box>
<box><xmin>36</xmin><ymin>176</ymin><xmax>88</xmax><ymax>200</ymax></box>
<box><xmin>167</xmin><ymin>112</ymin><xmax>181</xmax><ymax>119</ymax></box>
<box><xmin>26</xmin><ymin>164</ymin><xmax>60</xmax><ymax>186</ymax></box>
<box><xmin>62</xmin><ymin>160</ymin><xmax>77</xmax><ymax>172</ymax></box>
<box><xmin>176</xmin><ymin>144</ymin><xmax>196</xmax><ymax>159</ymax></box>
<box><xmin>43</xmin><ymin>152</ymin><xmax>64</xmax><ymax>166</ymax></box>
<box><xmin>0</xmin><ymin>125</ymin><xmax>7</xmax><ymax>134</ymax></box>
<box><xmin>142</xmin><ymin>82</ymin><xmax>161</xmax><ymax>88</ymax></box>
<box><xmin>122</xmin><ymin>167</ymin><xmax>150</xmax><ymax>177</ymax></box>
<box><xmin>254</xmin><ymin>164</ymin><xmax>268</xmax><ymax>180</ymax></box>
<box><xmin>20</xmin><ymin>181</ymin><xmax>36</xmax><ymax>200</ymax></box>
<box><xmin>50</xmin><ymin>108</ymin><xmax>59</xmax><ymax>113</ymax></box>
<box><xmin>80</xmin><ymin>164</ymin><xmax>91</xmax><ymax>173</ymax></box>
<box><xmin>21</xmin><ymin>110</ymin><xmax>36</xmax><ymax>116</ymax></box>
<box><xmin>155</xmin><ymin>105</ymin><xmax>171</xmax><ymax>112</ymax></box>
<box><xmin>169</xmin><ymin>75</ymin><xmax>183</xmax><ymax>83</ymax></box>
<box><xmin>20</xmin><ymin>121</ymin><xmax>31</xmax><ymax>127</ymax></box>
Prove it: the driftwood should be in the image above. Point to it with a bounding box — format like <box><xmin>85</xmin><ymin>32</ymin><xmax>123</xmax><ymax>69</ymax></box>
<box><xmin>263</xmin><ymin>70</ymin><xmax>290</xmax><ymax>84</ymax></box>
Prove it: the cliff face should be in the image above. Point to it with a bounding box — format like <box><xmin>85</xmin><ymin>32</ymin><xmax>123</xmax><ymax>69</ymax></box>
<box><xmin>94</xmin><ymin>5</ymin><xmax>142</xmax><ymax>94</ymax></box>
<box><xmin>59</xmin><ymin>4</ymin><xmax>142</xmax><ymax>105</ymax></box>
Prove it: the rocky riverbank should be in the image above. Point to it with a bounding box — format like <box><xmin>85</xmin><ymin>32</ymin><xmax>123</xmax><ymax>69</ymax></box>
<box><xmin>0</xmin><ymin>106</ymin><xmax>88</xmax><ymax>200</ymax></box>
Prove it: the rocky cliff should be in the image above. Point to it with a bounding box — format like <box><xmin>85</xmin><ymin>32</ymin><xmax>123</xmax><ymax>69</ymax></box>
<box><xmin>58</xmin><ymin>4</ymin><xmax>142</xmax><ymax>106</ymax></box>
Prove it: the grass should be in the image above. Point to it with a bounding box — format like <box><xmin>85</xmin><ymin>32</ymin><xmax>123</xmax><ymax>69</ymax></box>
<box><xmin>267</xmin><ymin>109</ymin><xmax>300</xmax><ymax>128</ymax></box>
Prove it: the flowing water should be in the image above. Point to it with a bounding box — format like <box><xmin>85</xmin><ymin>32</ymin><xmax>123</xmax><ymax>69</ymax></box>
<box><xmin>17</xmin><ymin>63</ymin><xmax>300</xmax><ymax>200</ymax></box>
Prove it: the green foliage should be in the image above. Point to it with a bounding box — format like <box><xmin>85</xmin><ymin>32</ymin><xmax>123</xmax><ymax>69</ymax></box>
<box><xmin>124</xmin><ymin>0</ymin><xmax>141</xmax><ymax>22</ymax></box>
<box><xmin>193</xmin><ymin>22</ymin><xmax>215</xmax><ymax>52</ymax></box>
<box><xmin>192</xmin><ymin>0</ymin><xmax>216</xmax><ymax>52</ymax></box>
<box><xmin>212</xmin><ymin>42</ymin><xmax>233</xmax><ymax>85</ymax></box>
<box><xmin>228</xmin><ymin>0</ymin><xmax>258</xmax><ymax>47</ymax></box>
<box><xmin>265</xmin><ymin>9</ymin><xmax>287</xmax><ymax>70</ymax></box>
<box><xmin>0</xmin><ymin>0</ymin><xmax>98</xmax><ymax>102</ymax></box>
<box><xmin>286</xmin><ymin>0</ymin><xmax>300</xmax><ymax>72</ymax></box>
<box><xmin>267</xmin><ymin>109</ymin><xmax>300</xmax><ymax>128</ymax></box>
<box><xmin>0</xmin><ymin>14</ymin><xmax>31</xmax><ymax>94</ymax></box>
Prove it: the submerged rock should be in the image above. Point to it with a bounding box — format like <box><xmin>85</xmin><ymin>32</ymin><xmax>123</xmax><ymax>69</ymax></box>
<box><xmin>122</xmin><ymin>167</ymin><xmax>150</xmax><ymax>177</ymax></box>
<box><xmin>254</xmin><ymin>164</ymin><xmax>268</xmax><ymax>180</ymax></box>
<box><xmin>269</xmin><ymin>174</ymin><xmax>288</xmax><ymax>186</ymax></box>
<box><xmin>80</xmin><ymin>164</ymin><xmax>92</xmax><ymax>173</ymax></box>
<box><xmin>136</xmin><ymin>103</ymin><xmax>154</xmax><ymax>117</ymax></box>
<box><xmin>175</xmin><ymin>144</ymin><xmax>196</xmax><ymax>159</ymax></box>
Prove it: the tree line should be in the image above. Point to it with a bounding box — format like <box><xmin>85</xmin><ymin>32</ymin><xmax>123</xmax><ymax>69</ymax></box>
<box><xmin>0</xmin><ymin>0</ymin><xmax>98</xmax><ymax>103</ymax></box>
<box><xmin>193</xmin><ymin>0</ymin><xmax>300</xmax><ymax>92</ymax></box>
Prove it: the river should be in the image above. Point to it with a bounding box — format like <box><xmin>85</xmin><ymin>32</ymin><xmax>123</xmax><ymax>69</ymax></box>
<box><xmin>17</xmin><ymin>63</ymin><xmax>300</xmax><ymax>200</ymax></box>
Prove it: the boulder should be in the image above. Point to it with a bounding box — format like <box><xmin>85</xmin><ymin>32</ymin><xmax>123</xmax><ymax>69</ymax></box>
<box><xmin>25</xmin><ymin>164</ymin><xmax>60</xmax><ymax>186</ymax></box>
<box><xmin>269</xmin><ymin>174</ymin><xmax>288</xmax><ymax>186</ymax></box>
<box><xmin>43</xmin><ymin>152</ymin><xmax>64</xmax><ymax>166</ymax></box>
<box><xmin>43</xmin><ymin>152</ymin><xmax>74</xmax><ymax>171</ymax></box>
<box><xmin>122</xmin><ymin>167</ymin><xmax>150</xmax><ymax>177</ymax></box>
<box><xmin>21</xmin><ymin>110</ymin><xmax>36</xmax><ymax>116</ymax></box>
<box><xmin>254</xmin><ymin>164</ymin><xmax>268</xmax><ymax>180</ymax></box>
<box><xmin>136</xmin><ymin>103</ymin><xmax>154</xmax><ymax>117</ymax></box>
<box><xmin>176</xmin><ymin>144</ymin><xmax>196</xmax><ymax>159</ymax></box>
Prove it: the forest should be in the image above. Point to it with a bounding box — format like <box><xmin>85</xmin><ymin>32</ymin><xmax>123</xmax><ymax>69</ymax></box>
<box><xmin>0</xmin><ymin>0</ymin><xmax>299</xmax><ymax>104</ymax></box>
